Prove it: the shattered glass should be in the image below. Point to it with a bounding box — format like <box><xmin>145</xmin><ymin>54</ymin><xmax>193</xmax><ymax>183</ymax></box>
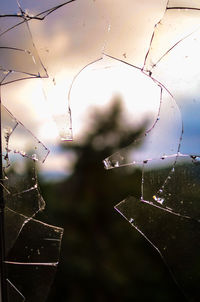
<box><xmin>1</xmin><ymin>104</ymin><xmax>49</xmax><ymax>167</ymax></box>
<box><xmin>97</xmin><ymin>1</ymin><xmax>200</xmax><ymax>301</ymax></box>
<box><xmin>6</xmin><ymin>218</ymin><xmax>63</xmax><ymax>302</ymax></box>
<box><xmin>3</xmin><ymin>0</ymin><xmax>200</xmax><ymax>301</ymax></box>
<box><xmin>0</xmin><ymin>0</ymin><xmax>81</xmax><ymax>300</ymax></box>
<box><xmin>0</xmin><ymin>0</ymin><xmax>77</xmax><ymax>141</ymax></box>
<box><xmin>115</xmin><ymin>196</ymin><xmax>200</xmax><ymax>302</ymax></box>
<box><xmin>48</xmin><ymin>0</ymin><xmax>200</xmax><ymax>300</ymax></box>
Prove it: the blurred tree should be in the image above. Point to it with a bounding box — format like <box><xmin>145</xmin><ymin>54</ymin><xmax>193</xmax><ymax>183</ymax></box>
<box><xmin>39</xmin><ymin>98</ymin><xmax>186</xmax><ymax>302</ymax></box>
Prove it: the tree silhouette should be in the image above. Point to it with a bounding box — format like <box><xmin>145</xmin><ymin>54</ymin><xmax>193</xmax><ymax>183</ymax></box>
<box><xmin>39</xmin><ymin>98</ymin><xmax>185</xmax><ymax>302</ymax></box>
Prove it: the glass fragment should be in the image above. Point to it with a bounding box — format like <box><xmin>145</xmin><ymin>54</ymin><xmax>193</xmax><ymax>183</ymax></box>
<box><xmin>0</xmin><ymin>1</ymin><xmax>74</xmax><ymax>300</ymax></box>
<box><xmin>2</xmin><ymin>104</ymin><xmax>49</xmax><ymax>167</ymax></box>
<box><xmin>115</xmin><ymin>196</ymin><xmax>200</xmax><ymax>302</ymax></box>
<box><xmin>101</xmin><ymin>1</ymin><xmax>200</xmax><ymax>301</ymax></box>
<box><xmin>6</xmin><ymin>218</ymin><xmax>63</xmax><ymax>302</ymax></box>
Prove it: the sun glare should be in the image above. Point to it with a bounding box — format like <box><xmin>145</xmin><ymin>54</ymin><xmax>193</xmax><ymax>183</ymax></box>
<box><xmin>2</xmin><ymin>60</ymin><xmax>160</xmax><ymax>145</ymax></box>
<box><xmin>70</xmin><ymin>59</ymin><xmax>160</xmax><ymax>138</ymax></box>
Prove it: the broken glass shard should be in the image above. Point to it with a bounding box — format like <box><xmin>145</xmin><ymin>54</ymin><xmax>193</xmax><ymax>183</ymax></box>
<box><xmin>6</xmin><ymin>218</ymin><xmax>63</xmax><ymax>302</ymax></box>
<box><xmin>53</xmin><ymin>110</ymin><xmax>72</xmax><ymax>141</ymax></box>
<box><xmin>5</xmin><ymin>0</ymin><xmax>200</xmax><ymax>300</ymax></box>
<box><xmin>0</xmin><ymin>18</ymin><xmax>48</xmax><ymax>84</ymax></box>
<box><xmin>2</xmin><ymin>104</ymin><xmax>49</xmax><ymax>167</ymax></box>
<box><xmin>144</xmin><ymin>8</ymin><xmax>200</xmax><ymax>73</ymax></box>
<box><xmin>4</xmin><ymin>157</ymin><xmax>37</xmax><ymax>193</ymax></box>
<box><xmin>101</xmin><ymin>1</ymin><xmax>200</xmax><ymax>300</ymax></box>
<box><xmin>4</xmin><ymin>157</ymin><xmax>45</xmax><ymax>254</ymax></box>
<box><xmin>4</xmin><ymin>160</ymin><xmax>63</xmax><ymax>301</ymax></box>
<box><xmin>103</xmin><ymin>86</ymin><xmax>182</xmax><ymax>169</ymax></box>
<box><xmin>142</xmin><ymin>155</ymin><xmax>200</xmax><ymax>220</ymax></box>
<box><xmin>0</xmin><ymin>0</ymin><xmax>79</xmax><ymax>140</ymax></box>
<box><xmin>5</xmin><ymin>207</ymin><xmax>29</xmax><ymax>256</ymax></box>
<box><xmin>115</xmin><ymin>196</ymin><xmax>200</xmax><ymax>302</ymax></box>
<box><xmin>8</xmin><ymin>218</ymin><xmax>63</xmax><ymax>264</ymax></box>
<box><xmin>0</xmin><ymin>1</ymin><xmax>70</xmax><ymax>300</ymax></box>
<box><xmin>5</xmin><ymin>169</ymin><xmax>45</xmax><ymax>218</ymax></box>
<box><xmin>143</xmin><ymin>6</ymin><xmax>200</xmax><ymax>157</ymax></box>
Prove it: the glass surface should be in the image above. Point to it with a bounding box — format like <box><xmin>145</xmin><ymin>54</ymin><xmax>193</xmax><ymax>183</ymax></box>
<box><xmin>2</xmin><ymin>0</ymin><xmax>200</xmax><ymax>301</ymax></box>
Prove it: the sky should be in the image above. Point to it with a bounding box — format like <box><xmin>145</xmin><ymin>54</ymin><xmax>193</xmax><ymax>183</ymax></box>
<box><xmin>1</xmin><ymin>0</ymin><xmax>200</xmax><ymax>179</ymax></box>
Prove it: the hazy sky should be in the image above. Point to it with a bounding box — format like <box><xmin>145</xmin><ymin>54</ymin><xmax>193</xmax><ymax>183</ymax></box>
<box><xmin>2</xmin><ymin>0</ymin><xmax>200</xmax><ymax>177</ymax></box>
<box><xmin>1</xmin><ymin>0</ymin><xmax>166</xmax><ymax>137</ymax></box>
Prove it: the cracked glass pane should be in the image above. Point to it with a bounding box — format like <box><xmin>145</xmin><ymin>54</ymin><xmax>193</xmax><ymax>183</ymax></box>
<box><xmin>0</xmin><ymin>0</ymin><xmax>78</xmax><ymax>140</ymax></box>
<box><xmin>115</xmin><ymin>197</ymin><xmax>200</xmax><ymax>302</ymax></box>
<box><xmin>2</xmin><ymin>104</ymin><xmax>49</xmax><ymax>167</ymax></box>
<box><xmin>144</xmin><ymin>15</ymin><xmax>200</xmax><ymax>157</ymax></box>
<box><xmin>101</xmin><ymin>1</ymin><xmax>200</xmax><ymax>301</ymax></box>
<box><xmin>140</xmin><ymin>155</ymin><xmax>200</xmax><ymax>220</ymax></box>
<box><xmin>103</xmin><ymin>0</ymin><xmax>167</xmax><ymax>68</ymax></box>
<box><xmin>5</xmin><ymin>208</ymin><xmax>29</xmax><ymax>256</ymax></box>
<box><xmin>6</xmin><ymin>218</ymin><xmax>63</xmax><ymax>302</ymax></box>
<box><xmin>3</xmin><ymin>156</ymin><xmax>63</xmax><ymax>301</ymax></box>
<box><xmin>0</xmin><ymin>0</ymin><xmax>73</xmax><ymax>300</ymax></box>
<box><xmin>2</xmin><ymin>150</ymin><xmax>62</xmax><ymax>301</ymax></box>
<box><xmin>0</xmin><ymin>18</ymin><xmax>47</xmax><ymax>83</ymax></box>
<box><xmin>103</xmin><ymin>87</ymin><xmax>182</xmax><ymax>169</ymax></box>
<box><xmin>18</xmin><ymin>0</ymin><xmax>76</xmax><ymax>17</ymax></box>
<box><xmin>3</xmin><ymin>0</ymin><xmax>200</xmax><ymax>300</ymax></box>
<box><xmin>4</xmin><ymin>159</ymin><xmax>45</xmax><ymax>218</ymax></box>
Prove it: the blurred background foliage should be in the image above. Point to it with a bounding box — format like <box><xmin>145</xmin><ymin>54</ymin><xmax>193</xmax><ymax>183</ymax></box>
<box><xmin>36</xmin><ymin>98</ymin><xmax>186</xmax><ymax>301</ymax></box>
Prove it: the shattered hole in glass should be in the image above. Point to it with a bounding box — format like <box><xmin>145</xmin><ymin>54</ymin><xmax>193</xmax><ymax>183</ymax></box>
<box><xmin>3</xmin><ymin>0</ymin><xmax>200</xmax><ymax>301</ymax></box>
<box><xmin>56</xmin><ymin>0</ymin><xmax>200</xmax><ymax>300</ymax></box>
